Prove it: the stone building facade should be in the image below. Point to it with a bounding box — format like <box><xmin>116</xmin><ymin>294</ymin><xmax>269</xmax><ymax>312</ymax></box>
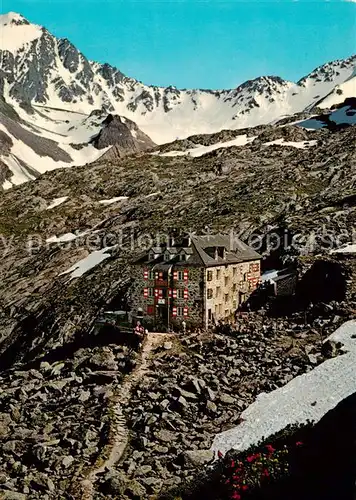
<box><xmin>131</xmin><ymin>234</ymin><xmax>261</xmax><ymax>330</ymax></box>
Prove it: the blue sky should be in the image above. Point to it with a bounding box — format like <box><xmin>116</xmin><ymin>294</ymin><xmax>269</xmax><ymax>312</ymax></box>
<box><xmin>2</xmin><ymin>0</ymin><xmax>356</xmax><ymax>89</ymax></box>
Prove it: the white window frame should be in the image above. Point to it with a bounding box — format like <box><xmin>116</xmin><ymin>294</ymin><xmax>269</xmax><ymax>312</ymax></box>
<box><xmin>177</xmin><ymin>271</ymin><xmax>184</xmax><ymax>280</ymax></box>
<box><xmin>177</xmin><ymin>306</ymin><xmax>185</xmax><ymax>316</ymax></box>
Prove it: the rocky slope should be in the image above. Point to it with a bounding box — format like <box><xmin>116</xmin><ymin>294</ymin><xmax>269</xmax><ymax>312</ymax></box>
<box><xmin>0</xmin><ymin>122</ymin><xmax>354</xmax><ymax>365</ymax></box>
<box><xmin>0</xmin><ymin>82</ymin><xmax>355</xmax><ymax>497</ymax></box>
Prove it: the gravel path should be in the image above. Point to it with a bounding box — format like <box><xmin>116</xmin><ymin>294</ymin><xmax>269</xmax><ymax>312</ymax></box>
<box><xmin>78</xmin><ymin>333</ymin><xmax>170</xmax><ymax>499</ymax></box>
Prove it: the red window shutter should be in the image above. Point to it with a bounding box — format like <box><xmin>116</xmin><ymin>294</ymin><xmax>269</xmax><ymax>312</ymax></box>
<box><xmin>159</xmin><ymin>272</ymin><xmax>163</xmax><ymax>281</ymax></box>
<box><xmin>144</xmin><ymin>288</ymin><xmax>148</xmax><ymax>298</ymax></box>
<box><xmin>172</xmin><ymin>307</ymin><xmax>177</xmax><ymax>317</ymax></box>
<box><xmin>184</xmin><ymin>269</ymin><xmax>189</xmax><ymax>282</ymax></box>
<box><xmin>173</xmin><ymin>289</ymin><xmax>177</xmax><ymax>299</ymax></box>
<box><xmin>144</xmin><ymin>269</ymin><xmax>148</xmax><ymax>280</ymax></box>
<box><xmin>183</xmin><ymin>307</ymin><xmax>188</xmax><ymax>317</ymax></box>
<box><xmin>184</xmin><ymin>289</ymin><xmax>189</xmax><ymax>299</ymax></box>
<box><xmin>173</xmin><ymin>271</ymin><xmax>178</xmax><ymax>281</ymax></box>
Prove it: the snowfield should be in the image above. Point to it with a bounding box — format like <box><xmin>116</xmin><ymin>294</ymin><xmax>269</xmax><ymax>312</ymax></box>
<box><xmin>212</xmin><ymin>320</ymin><xmax>356</xmax><ymax>456</ymax></box>
<box><xmin>299</xmin><ymin>104</ymin><xmax>356</xmax><ymax>130</ymax></box>
<box><xmin>157</xmin><ymin>135</ymin><xmax>255</xmax><ymax>157</ymax></box>
<box><xmin>59</xmin><ymin>246</ymin><xmax>117</xmax><ymax>280</ymax></box>
<box><xmin>263</xmin><ymin>139</ymin><xmax>318</xmax><ymax>149</ymax></box>
<box><xmin>46</xmin><ymin>197</ymin><xmax>68</xmax><ymax>210</ymax></box>
<box><xmin>98</xmin><ymin>196</ymin><xmax>129</xmax><ymax>205</ymax></box>
<box><xmin>331</xmin><ymin>243</ymin><xmax>356</xmax><ymax>254</ymax></box>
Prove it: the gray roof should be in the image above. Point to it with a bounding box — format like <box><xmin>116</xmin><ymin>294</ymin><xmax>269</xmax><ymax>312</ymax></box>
<box><xmin>134</xmin><ymin>234</ymin><xmax>261</xmax><ymax>268</ymax></box>
<box><xmin>191</xmin><ymin>234</ymin><xmax>261</xmax><ymax>267</ymax></box>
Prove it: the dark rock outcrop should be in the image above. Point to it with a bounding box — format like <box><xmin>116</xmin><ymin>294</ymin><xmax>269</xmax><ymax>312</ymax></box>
<box><xmin>90</xmin><ymin>114</ymin><xmax>155</xmax><ymax>157</ymax></box>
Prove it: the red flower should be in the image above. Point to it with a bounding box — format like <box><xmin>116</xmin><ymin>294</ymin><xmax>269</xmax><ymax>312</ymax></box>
<box><xmin>262</xmin><ymin>469</ymin><xmax>270</xmax><ymax>478</ymax></box>
<box><xmin>296</xmin><ymin>441</ymin><xmax>303</xmax><ymax>447</ymax></box>
<box><xmin>230</xmin><ymin>460</ymin><xmax>235</xmax><ymax>468</ymax></box>
<box><xmin>231</xmin><ymin>493</ymin><xmax>241</xmax><ymax>500</ymax></box>
<box><xmin>241</xmin><ymin>485</ymin><xmax>249</xmax><ymax>491</ymax></box>
<box><xmin>218</xmin><ymin>450</ymin><xmax>223</xmax><ymax>458</ymax></box>
<box><xmin>266</xmin><ymin>444</ymin><xmax>275</xmax><ymax>454</ymax></box>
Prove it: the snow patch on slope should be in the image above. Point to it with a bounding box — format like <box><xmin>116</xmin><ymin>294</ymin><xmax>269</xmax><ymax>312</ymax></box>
<box><xmin>158</xmin><ymin>135</ymin><xmax>254</xmax><ymax>158</ymax></box>
<box><xmin>212</xmin><ymin>320</ymin><xmax>356</xmax><ymax>456</ymax></box>
<box><xmin>46</xmin><ymin>197</ymin><xmax>68</xmax><ymax>210</ymax></box>
<box><xmin>98</xmin><ymin>196</ymin><xmax>129</xmax><ymax>205</ymax></box>
<box><xmin>59</xmin><ymin>246</ymin><xmax>116</xmax><ymax>280</ymax></box>
<box><xmin>264</xmin><ymin>139</ymin><xmax>318</xmax><ymax>149</ymax></box>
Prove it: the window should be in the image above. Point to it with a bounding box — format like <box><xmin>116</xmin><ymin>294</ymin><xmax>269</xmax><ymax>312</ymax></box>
<box><xmin>177</xmin><ymin>271</ymin><xmax>184</xmax><ymax>280</ymax></box>
<box><xmin>224</xmin><ymin>276</ymin><xmax>229</xmax><ymax>287</ymax></box>
<box><xmin>232</xmin><ymin>284</ymin><xmax>237</xmax><ymax>293</ymax></box>
<box><xmin>207</xmin><ymin>288</ymin><xmax>213</xmax><ymax>299</ymax></box>
<box><xmin>243</xmin><ymin>273</ymin><xmax>248</xmax><ymax>282</ymax></box>
<box><xmin>147</xmin><ymin>305</ymin><xmax>155</xmax><ymax>315</ymax></box>
<box><xmin>250</xmin><ymin>262</ymin><xmax>260</xmax><ymax>273</ymax></box>
<box><xmin>216</xmin><ymin>286</ymin><xmax>221</xmax><ymax>297</ymax></box>
<box><xmin>177</xmin><ymin>289</ymin><xmax>185</xmax><ymax>299</ymax></box>
<box><xmin>180</xmin><ymin>254</ymin><xmax>186</xmax><ymax>261</ymax></box>
<box><xmin>164</xmin><ymin>253</ymin><xmax>171</xmax><ymax>261</ymax></box>
<box><xmin>207</xmin><ymin>270</ymin><xmax>213</xmax><ymax>281</ymax></box>
<box><xmin>208</xmin><ymin>309</ymin><xmax>212</xmax><ymax>321</ymax></box>
<box><xmin>177</xmin><ymin>306</ymin><xmax>185</xmax><ymax>316</ymax></box>
<box><xmin>148</xmin><ymin>288</ymin><xmax>155</xmax><ymax>297</ymax></box>
<box><xmin>148</xmin><ymin>252</ymin><xmax>155</xmax><ymax>261</ymax></box>
<box><xmin>149</xmin><ymin>270</ymin><xmax>155</xmax><ymax>280</ymax></box>
<box><xmin>233</xmin><ymin>267</ymin><xmax>237</xmax><ymax>277</ymax></box>
<box><xmin>216</xmin><ymin>269</ymin><xmax>221</xmax><ymax>280</ymax></box>
<box><xmin>225</xmin><ymin>293</ymin><xmax>229</xmax><ymax>303</ymax></box>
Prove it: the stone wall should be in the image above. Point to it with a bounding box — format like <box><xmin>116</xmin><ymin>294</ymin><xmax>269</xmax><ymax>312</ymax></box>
<box><xmin>205</xmin><ymin>260</ymin><xmax>260</xmax><ymax>324</ymax></box>
<box><xmin>130</xmin><ymin>265</ymin><xmax>205</xmax><ymax>330</ymax></box>
<box><xmin>171</xmin><ymin>266</ymin><xmax>205</xmax><ymax>330</ymax></box>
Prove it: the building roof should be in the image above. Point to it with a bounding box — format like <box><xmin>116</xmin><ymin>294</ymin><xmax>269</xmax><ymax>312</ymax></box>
<box><xmin>134</xmin><ymin>233</ymin><xmax>261</xmax><ymax>268</ymax></box>
<box><xmin>191</xmin><ymin>234</ymin><xmax>261</xmax><ymax>268</ymax></box>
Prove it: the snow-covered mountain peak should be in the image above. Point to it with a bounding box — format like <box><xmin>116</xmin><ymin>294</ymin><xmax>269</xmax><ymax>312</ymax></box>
<box><xmin>297</xmin><ymin>55</ymin><xmax>356</xmax><ymax>88</ymax></box>
<box><xmin>0</xmin><ymin>12</ymin><xmax>42</xmax><ymax>52</ymax></box>
<box><xmin>0</xmin><ymin>12</ymin><xmax>29</xmax><ymax>26</ymax></box>
<box><xmin>0</xmin><ymin>11</ymin><xmax>355</xmax><ymax>147</ymax></box>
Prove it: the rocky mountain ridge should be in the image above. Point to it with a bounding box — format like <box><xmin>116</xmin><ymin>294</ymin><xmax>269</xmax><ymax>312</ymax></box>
<box><xmin>1</xmin><ymin>12</ymin><xmax>355</xmax><ymax>146</ymax></box>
